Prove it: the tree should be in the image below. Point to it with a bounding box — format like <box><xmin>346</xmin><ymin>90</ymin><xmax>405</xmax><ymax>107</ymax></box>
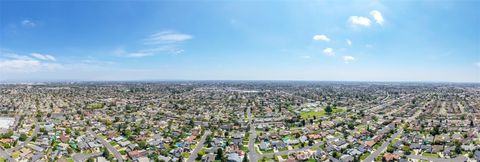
<box><xmin>455</xmin><ymin>142</ymin><xmax>462</xmax><ymax>154</ymax></box>
<box><xmin>387</xmin><ymin>145</ymin><xmax>395</xmax><ymax>153</ymax></box>
<box><xmin>333</xmin><ymin>151</ymin><xmax>340</xmax><ymax>158</ymax></box>
<box><xmin>325</xmin><ymin>105</ymin><xmax>333</xmax><ymax>115</ymax></box>
<box><xmin>103</xmin><ymin>147</ymin><xmax>110</xmax><ymax>158</ymax></box>
<box><xmin>67</xmin><ymin>147</ymin><xmax>74</xmax><ymax>154</ymax></box>
<box><xmin>1</xmin><ymin>131</ymin><xmax>13</xmax><ymax>138</ymax></box>
<box><xmin>19</xmin><ymin>133</ymin><xmax>28</xmax><ymax>141</ymax></box>
<box><xmin>2</xmin><ymin>143</ymin><xmax>10</xmax><ymax>149</ymax></box>
<box><xmin>138</xmin><ymin>141</ymin><xmax>148</xmax><ymax>149</ymax></box>
<box><xmin>431</xmin><ymin>125</ymin><xmax>440</xmax><ymax>136</ymax></box>
<box><xmin>243</xmin><ymin>154</ymin><xmax>248</xmax><ymax>162</ymax></box>
<box><xmin>196</xmin><ymin>152</ymin><xmax>203</xmax><ymax>160</ymax></box>
<box><xmin>347</xmin><ymin>122</ymin><xmax>355</xmax><ymax>130</ymax></box>
<box><xmin>216</xmin><ymin>148</ymin><xmax>224</xmax><ymax>160</ymax></box>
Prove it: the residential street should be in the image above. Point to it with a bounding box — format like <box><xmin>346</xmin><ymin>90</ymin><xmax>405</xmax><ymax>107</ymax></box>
<box><xmin>247</xmin><ymin>105</ymin><xmax>261</xmax><ymax>162</ymax></box>
<box><xmin>363</xmin><ymin>107</ymin><xmax>423</xmax><ymax>162</ymax></box>
<box><xmin>363</xmin><ymin>129</ymin><xmax>402</xmax><ymax>162</ymax></box>
<box><xmin>7</xmin><ymin>120</ymin><xmax>40</xmax><ymax>154</ymax></box>
<box><xmin>87</xmin><ymin>129</ymin><xmax>123</xmax><ymax>162</ymax></box>
<box><xmin>72</xmin><ymin>152</ymin><xmax>103</xmax><ymax>162</ymax></box>
<box><xmin>186</xmin><ymin>130</ymin><xmax>211</xmax><ymax>162</ymax></box>
<box><xmin>0</xmin><ymin>147</ymin><xmax>15</xmax><ymax>162</ymax></box>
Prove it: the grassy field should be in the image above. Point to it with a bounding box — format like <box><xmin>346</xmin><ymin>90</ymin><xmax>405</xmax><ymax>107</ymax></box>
<box><xmin>300</xmin><ymin>107</ymin><xmax>346</xmax><ymax>119</ymax></box>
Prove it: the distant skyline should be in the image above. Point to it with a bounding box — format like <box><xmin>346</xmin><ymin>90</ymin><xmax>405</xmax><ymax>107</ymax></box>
<box><xmin>0</xmin><ymin>0</ymin><xmax>479</xmax><ymax>82</ymax></box>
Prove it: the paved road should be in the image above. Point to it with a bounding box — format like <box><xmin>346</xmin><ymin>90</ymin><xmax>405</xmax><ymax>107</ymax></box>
<box><xmin>0</xmin><ymin>147</ymin><xmax>15</xmax><ymax>162</ymax></box>
<box><xmin>7</xmin><ymin>120</ymin><xmax>40</xmax><ymax>153</ymax></box>
<box><xmin>363</xmin><ymin>129</ymin><xmax>402</xmax><ymax>162</ymax></box>
<box><xmin>407</xmin><ymin>155</ymin><xmax>467</xmax><ymax>162</ymax></box>
<box><xmin>187</xmin><ymin>130</ymin><xmax>211</xmax><ymax>162</ymax></box>
<box><xmin>247</xmin><ymin>105</ymin><xmax>261</xmax><ymax>162</ymax></box>
<box><xmin>72</xmin><ymin>152</ymin><xmax>102</xmax><ymax>162</ymax></box>
<box><xmin>87</xmin><ymin>130</ymin><xmax>123</xmax><ymax>162</ymax></box>
<box><xmin>31</xmin><ymin>152</ymin><xmax>44</xmax><ymax>162</ymax></box>
<box><xmin>363</xmin><ymin>107</ymin><xmax>423</xmax><ymax>162</ymax></box>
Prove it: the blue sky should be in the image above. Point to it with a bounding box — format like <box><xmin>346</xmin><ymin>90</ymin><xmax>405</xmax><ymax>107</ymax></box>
<box><xmin>0</xmin><ymin>0</ymin><xmax>479</xmax><ymax>82</ymax></box>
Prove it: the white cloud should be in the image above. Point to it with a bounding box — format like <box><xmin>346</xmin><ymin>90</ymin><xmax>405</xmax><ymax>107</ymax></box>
<box><xmin>323</xmin><ymin>48</ymin><xmax>335</xmax><ymax>56</ymax></box>
<box><xmin>113</xmin><ymin>30</ymin><xmax>192</xmax><ymax>58</ymax></box>
<box><xmin>30</xmin><ymin>53</ymin><xmax>56</xmax><ymax>61</ymax></box>
<box><xmin>126</xmin><ymin>52</ymin><xmax>155</xmax><ymax>58</ymax></box>
<box><xmin>113</xmin><ymin>46</ymin><xmax>180</xmax><ymax>58</ymax></box>
<box><xmin>0</xmin><ymin>50</ymin><xmax>62</xmax><ymax>73</ymax></box>
<box><xmin>301</xmin><ymin>55</ymin><xmax>311</xmax><ymax>59</ymax></box>
<box><xmin>0</xmin><ymin>58</ymin><xmax>62</xmax><ymax>73</ymax></box>
<box><xmin>21</xmin><ymin>20</ymin><xmax>36</xmax><ymax>28</ymax></box>
<box><xmin>342</xmin><ymin>56</ymin><xmax>355</xmax><ymax>63</ymax></box>
<box><xmin>476</xmin><ymin>62</ymin><xmax>480</xmax><ymax>68</ymax></box>
<box><xmin>145</xmin><ymin>31</ymin><xmax>193</xmax><ymax>44</ymax></box>
<box><xmin>346</xmin><ymin>39</ymin><xmax>352</xmax><ymax>46</ymax></box>
<box><xmin>112</xmin><ymin>48</ymin><xmax>152</xmax><ymax>58</ymax></box>
<box><xmin>348</xmin><ymin>16</ymin><xmax>371</xmax><ymax>27</ymax></box>
<box><xmin>313</xmin><ymin>34</ymin><xmax>330</xmax><ymax>42</ymax></box>
<box><xmin>370</xmin><ymin>10</ymin><xmax>384</xmax><ymax>25</ymax></box>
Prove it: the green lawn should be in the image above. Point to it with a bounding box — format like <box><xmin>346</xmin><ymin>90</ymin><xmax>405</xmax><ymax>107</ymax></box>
<box><xmin>279</xmin><ymin>147</ymin><xmax>289</xmax><ymax>151</ymax></box>
<box><xmin>11</xmin><ymin>152</ymin><xmax>20</xmax><ymax>158</ymax></box>
<box><xmin>119</xmin><ymin>150</ymin><xmax>127</xmax><ymax>155</ymax></box>
<box><xmin>262</xmin><ymin>149</ymin><xmax>274</xmax><ymax>154</ymax></box>
<box><xmin>422</xmin><ymin>152</ymin><xmax>439</xmax><ymax>158</ymax></box>
<box><xmin>241</xmin><ymin>145</ymin><xmax>249</xmax><ymax>152</ymax></box>
<box><xmin>293</xmin><ymin>144</ymin><xmax>302</xmax><ymax>149</ymax></box>
<box><xmin>181</xmin><ymin>152</ymin><xmax>190</xmax><ymax>158</ymax></box>
<box><xmin>300</xmin><ymin>107</ymin><xmax>346</xmax><ymax>119</ymax></box>
<box><xmin>360</xmin><ymin>152</ymin><xmax>371</xmax><ymax>160</ymax></box>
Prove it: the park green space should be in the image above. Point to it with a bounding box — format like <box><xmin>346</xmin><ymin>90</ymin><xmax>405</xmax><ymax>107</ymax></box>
<box><xmin>300</xmin><ymin>107</ymin><xmax>346</xmax><ymax>119</ymax></box>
